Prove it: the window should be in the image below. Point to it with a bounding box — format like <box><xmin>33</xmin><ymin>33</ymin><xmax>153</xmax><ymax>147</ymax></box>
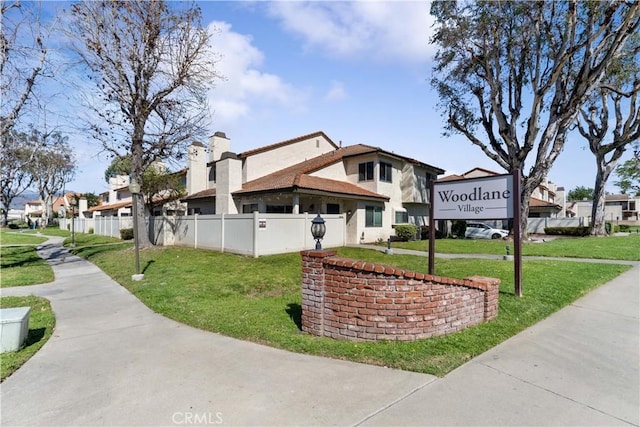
<box><xmin>380</xmin><ymin>162</ymin><xmax>392</xmax><ymax>182</ymax></box>
<box><xmin>242</xmin><ymin>204</ymin><xmax>258</xmax><ymax>213</ymax></box>
<box><xmin>209</xmin><ymin>165</ymin><xmax>216</xmax><ymax>183</ymax></box>
<box><xmin>266</xmin><ymin>205</ymin><xmax>293</xmax><ymax>213</ymax></box>
<box><xmin>395</xmin><ymin>210</ymin><xmax>408</xmax><ymax>224</ymax></box>
<box><xmin>327</xmin><ymin>203</ymin><xmax>340</xmax><ymax>214</ymax></box>
<box><xmin>358</xmin><ymin>161</ymin><xmax>374</xmax><ymax>181</ymax></box>
<box><xmin>365</xmin><ymin>206</ymin><xmax>383</xmax><ymax>227</ymax></box>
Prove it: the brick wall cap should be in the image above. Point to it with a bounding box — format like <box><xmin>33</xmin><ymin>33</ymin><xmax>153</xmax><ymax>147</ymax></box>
<box><xmin>301</xmin><ymin>250</ymin><xmax>337</xmax><ymax>258</ymax></box>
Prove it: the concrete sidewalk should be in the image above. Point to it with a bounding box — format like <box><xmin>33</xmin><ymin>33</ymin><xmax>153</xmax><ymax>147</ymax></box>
<box><xmin>1</xmin><ymin>237</ymin><xmax>638</xmax><ymax>426</ymax></box>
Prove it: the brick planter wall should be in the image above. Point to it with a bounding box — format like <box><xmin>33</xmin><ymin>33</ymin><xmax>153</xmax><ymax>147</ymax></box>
<box><xmin>301</xmin><ymin>250</ymin><xmax>500</xmax><ymax>342</ymax></box>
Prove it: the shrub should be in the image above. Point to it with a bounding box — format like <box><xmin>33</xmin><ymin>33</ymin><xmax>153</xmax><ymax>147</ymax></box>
<box><xmin>544</xmin><ymin>226</ymin><xmax>590</xmax><ymax>236</ymax></box>
<box><xmin>605</xmin><ymin>222</ymin><xmax>619</xmax><ymax>234</ymax></box>
<box><xmin>120</xmin><ymin>228</ymin><xmax>134</xmax><ymax>240</ymax></box>
<box><xmin>88</xmin><ymin>228</ymin><xmax>94</xmax><ymax>234</ymax></box>
<box><xmin>394</xmin><ymin>224</ymin><xmax>418</xmax><ymax>241</ymax></box>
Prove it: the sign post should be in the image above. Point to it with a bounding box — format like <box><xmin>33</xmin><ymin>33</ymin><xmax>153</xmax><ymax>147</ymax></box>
<box><xmin>430</xmin><ymin>171</ymin><xmax>522</xmax><ymax>296</ymax></box>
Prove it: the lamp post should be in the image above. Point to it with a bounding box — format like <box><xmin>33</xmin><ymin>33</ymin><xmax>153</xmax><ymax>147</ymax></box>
<box><xmin>311</xmin><ymin>213</ymin><xmax>326</xmax><ymax>250</ymax></box>
<box><xmin>70</xmin><ymin>197</ymin><xmax>76</xmax><ymax>248</ymax></box>
<box><xmin>129</xmin><ymin>178</ymin><xmax>143</xmax><ymax>281</ymax></box>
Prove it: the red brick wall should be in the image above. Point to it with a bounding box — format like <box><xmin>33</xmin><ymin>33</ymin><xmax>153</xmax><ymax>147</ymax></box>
<box><xmin>301</xmin><ymin>250</ymin><xmax>500</xmax><ymax>342</ymax></box>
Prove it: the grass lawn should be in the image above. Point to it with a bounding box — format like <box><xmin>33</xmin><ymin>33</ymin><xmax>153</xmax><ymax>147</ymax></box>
<box><xmin>0</xmin><ymin>296</ymin><xmax>56</xmax><ymax>382</ymax></box>
<box><xmin>71</xmin><ymin>240</ymin><xmax>631</xmax><ymax>377</ymax></box>
<box><xmin>392</xmin><ymin>233</ymin><xmax>640</xmax><ymax>261</ymax></box>
<box><xmin>0</xmin><ymin>230</ymin><xmax>48</xmax><ymax>245</ymax></box>
<box><xmin>1</xmin><ymin>246</ymin><xmax>54</xmax><ymax>287</ymax></box>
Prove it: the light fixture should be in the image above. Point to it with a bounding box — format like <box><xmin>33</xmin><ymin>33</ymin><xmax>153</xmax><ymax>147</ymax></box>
<box><xmin>311</xmin><ymin>213</ymin><xmax>326</xmax><ymax>250</ymax></box>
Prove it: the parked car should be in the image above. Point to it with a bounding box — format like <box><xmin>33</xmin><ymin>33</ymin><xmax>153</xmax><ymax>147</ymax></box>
<box><xmin>464</xmin><ymin>222</ymin><xmax>509</xmax><ymax>240</ymax></box>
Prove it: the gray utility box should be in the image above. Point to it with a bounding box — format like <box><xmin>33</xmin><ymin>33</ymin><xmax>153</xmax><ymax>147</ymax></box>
<box><xmin>0</xmin><ymin>307</ymin><xmax>31</xmax><ymax>353</ymax></box>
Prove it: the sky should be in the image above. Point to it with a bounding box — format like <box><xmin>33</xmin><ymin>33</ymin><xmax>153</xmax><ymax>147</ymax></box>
<box><xmin>25</xmin><ymin>1</ymin><xmax>636</xmax><ymax>196</ymax></box>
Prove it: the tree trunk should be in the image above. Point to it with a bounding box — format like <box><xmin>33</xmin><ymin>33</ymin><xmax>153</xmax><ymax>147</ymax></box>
<box><xmin>591</xmin><ymin>157</ymin><xmax>618</xmax><ymax>236</ymax></box>
<box><xmin>519</xmin><ymin>184</ymin><xmax>533</xmax><ymax>239</ymax></box>
<box><xmin>131</xmin><ymin>191</ymin><xmax>150</xmax><ymax>248</ymax></box>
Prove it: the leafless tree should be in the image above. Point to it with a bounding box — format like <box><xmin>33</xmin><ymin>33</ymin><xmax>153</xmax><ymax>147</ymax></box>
<box><xmin>0</xmin><ymin>129</ymin><xmax>35</xmax><ymax>224</ymax></box>
<box><xmin>1</xmin><ymin>1</ymin><xmax>57</xmax><ymax>224</ymax></box>
<box><xmin>576</xmin><ymin>48</ymin><xmax>640</xmax><ymax>235</ymax></box>
<box><xmin>66</xmin><ymin>0</ymin><xmax>221</xmax><ymax>246</ymax></box>
<box><xmin>28</xmin><ymin>130</ymin><xmax>76</xmax><ymax>227</ymax></box>
<box><xmin>430</xmin><ymin>1</ymin><xmax>640</xmax><ymax>237</ymax></box>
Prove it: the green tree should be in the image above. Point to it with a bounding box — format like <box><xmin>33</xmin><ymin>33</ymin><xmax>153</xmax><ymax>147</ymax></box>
<box><xmin>613</xmin><ymin>146</ymin><xmax>640</xmax><ymax>196</ymax></box>
<box><xmin>83</xmin><ymin>192</ymin><xmax>100</xmax><ymax>209</ymax></box>
<box><xmin>104</xmin><ymin>156</ymin><xmax>132</xmax><ymax>183</ymax></box>
<box><xmin>567</xmin><ymin>186</ymin><xmax>594</xmax><ymax>202</ymax></box>
<box><xmin>430</xmin><ymin>1</ymin><xmax>640</xmax><ymax>237</ymax></box>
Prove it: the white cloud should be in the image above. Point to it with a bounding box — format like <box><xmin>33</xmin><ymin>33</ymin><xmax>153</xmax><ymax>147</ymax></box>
<box><xmin>206</xmin><ymin>21</ymin><xmax>309</xmax><ymax>126</ymax></box>
<box><xmin>266</xmin><ymin>1</ymin><xmax>435</xmax><ymax>63</ymax></box>
<box><xmin>323</xmin><ymin>81</ymin><xmax>347</xmax><ymax>102</ymax></box>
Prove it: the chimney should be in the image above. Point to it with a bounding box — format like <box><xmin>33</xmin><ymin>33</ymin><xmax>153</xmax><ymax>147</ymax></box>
<box><xmin>187</xmin><ymin>141</ymin><xmax>207</xmax><ymax>195</ymax></box>
<box><xmin>209</xmin><ymin>131</ymin><xmax>231</xmax><ymax>162</ymax></box>
<box><xmin>215</xmin><ymin>151</ymin><xmax>242</xmax><ymax>214</ymax></box>
<box><xmin>78</xmin><ymin>197</ymin><xmax>88</xmax><ymax>219</ymax></box>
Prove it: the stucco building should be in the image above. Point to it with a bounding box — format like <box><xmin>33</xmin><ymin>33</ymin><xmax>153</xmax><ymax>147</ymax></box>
<box><xmin>182</xmin><ymin>131</ymin><xmax>445</xmax><ymax>244</ymax></box>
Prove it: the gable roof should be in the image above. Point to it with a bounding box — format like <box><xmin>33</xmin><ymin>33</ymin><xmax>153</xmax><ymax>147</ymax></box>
<box><xmin>238</xmin><ymin>131</ymin><xmax>339</xmax><ymax>159</ymax></box>
<box><xmin>233</xmin><ymin>143</ymin><xmax>442</xmax><ymax>201</ymax></box>
<box><xmin>182</xmin><ymin>188</ymin><xmax>216</xmax><ymax>201</ymax></box>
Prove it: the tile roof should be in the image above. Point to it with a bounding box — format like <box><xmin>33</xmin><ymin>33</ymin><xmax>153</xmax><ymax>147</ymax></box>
<box><xmin>88</xmin><ymin>200</ymin><xmax>132</xmax><ymax>212</ymax></box>
<box><xmin>182</xmin><ymin>188</ymin><xmax>216</xmax><ymax>201</ymax></box>
<box><xmin>529</xmin><ymin>197</ymin><xmax>561</xmax><ymax>209</ymax></box>
<box><xmin>606</xmin><ymin>194</ymin><xmax>632</xmax><ymax>201</ymax></box>
<box><xmin>233</xmin><ymin>144</ymin><xmax>415</xmax><ymax>200</ymax></box>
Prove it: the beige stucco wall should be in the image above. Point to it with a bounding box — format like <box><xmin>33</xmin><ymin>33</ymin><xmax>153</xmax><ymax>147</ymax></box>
<box><xmin>243</xmin><ymin>135</ymin><xmax>336</xmax><ymax>182</ymax></box>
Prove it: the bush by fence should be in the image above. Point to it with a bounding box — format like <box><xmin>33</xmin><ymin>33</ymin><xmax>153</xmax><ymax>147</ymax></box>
<box><xmin>544</xmin><ymin>226</ymin><xmax>590</xmax><ymax>236</ymax></box>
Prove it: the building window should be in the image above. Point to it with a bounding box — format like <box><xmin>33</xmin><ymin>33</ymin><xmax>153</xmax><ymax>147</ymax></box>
<box><xmin>327</xmin><ymin>203</ymin><xmax>340</xmax><ymax>214</ymax></box>
<box><xmin>380</xmin><ymin>162</ymin><xmax>392</xmax><ymax>182</ymax></box>
<box><xmin>395</xmin><ymin>211</ymin><xmax>409</xmax><ymax>224</ymax></box>
<box><xmin>242</xmin><ymin>204</ymin><xmax>258</xmax><ymax>213</ymax></box>
<box><xmin>188</xmin><ymin>208</ymin><xmax>201</xmax><ymax>215</ymax></box>
<box><xmin>266</xmin><ymin>205</ymin><xmax>293</xmax><ymax>213</ymax></box>
<box><xmin>359</xmin><ymin>161</ymin><xmax>374</xmax><ymax>181</ymax></box>
<box><xmin>365</xmin><ymin>206</ymin><xmax>383</xmax><ymax>227</ymax></box>
<box><xmin>209</xmin><ymin>165</ymin><xmax>216</xmax><ymax>183</ymax></box>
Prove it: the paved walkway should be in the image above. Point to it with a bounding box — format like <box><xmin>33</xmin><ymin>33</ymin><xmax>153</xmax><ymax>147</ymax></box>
<box><xmin>1</xmin><ymin>237</ymin><xmax>638</xmax><ymax>426</ymax></box>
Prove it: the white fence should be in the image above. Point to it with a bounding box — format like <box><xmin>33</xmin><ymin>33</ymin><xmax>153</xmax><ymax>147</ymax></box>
<box><xmin>526</xmin><ymin>217</ymin><xmax>586</xmax><ymax>234</ymax></box>
<box><xmin>62</xmin><ymin>213</ymin><xmax>346</xmax><ymax>257</ymax></box>
<box><xmin>61</xmin><ymin>214</ymin><xmax>590</xmax><ymax>256</ymax></box>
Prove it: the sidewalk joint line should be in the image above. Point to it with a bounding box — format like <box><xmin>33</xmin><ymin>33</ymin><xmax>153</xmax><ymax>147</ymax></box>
<box><xmin>478</xmin><ymin>362</ymin><xmax>637</xmax><ymax>426</ymax></box>
<box><xmin>350</xmin><ymin>377</ymin><xmax>439</xmax><ymax>427</ymax></box>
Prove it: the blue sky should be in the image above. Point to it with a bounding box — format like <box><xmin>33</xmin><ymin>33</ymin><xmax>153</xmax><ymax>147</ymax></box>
<box><xmin>36</xmin><ymin>1</ymin><xmax>630</xmax><ymax>196</ymax></box>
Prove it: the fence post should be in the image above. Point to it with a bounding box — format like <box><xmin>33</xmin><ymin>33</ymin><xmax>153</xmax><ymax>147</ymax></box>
<box><xmin>252</xmin><ymin>211</ymin><xmax>259</xmax><ymax>258</ymax></box>
<box><xmin>194</xmin><ymin>213</ymin><xmax>198</xmax><ymax>249</ymax></box>
<box><xmin>220</xmin><ymin>213</ymin><xmax>225</xmax><ymax>253</ymax></box>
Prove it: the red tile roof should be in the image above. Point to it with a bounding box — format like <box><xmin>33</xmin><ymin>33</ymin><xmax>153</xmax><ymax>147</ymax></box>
<box><xmin>529</xmin><ymin>197</ymin><xmax>561</xmax><ymax>209</ymax></box>
<box><xmin>234</xmin><ymin>145</ymin><xmax>400</xmax><ymax>200</ymax></box>
<box><xmin>182</xmin><ymin>188</ymin><xmax>216</xmax><ymax>201</ymax></box>
<box><xmin>88</xmin><ymin>200</ymin><xmax>131</xmax><ymax>212</ymax></box>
